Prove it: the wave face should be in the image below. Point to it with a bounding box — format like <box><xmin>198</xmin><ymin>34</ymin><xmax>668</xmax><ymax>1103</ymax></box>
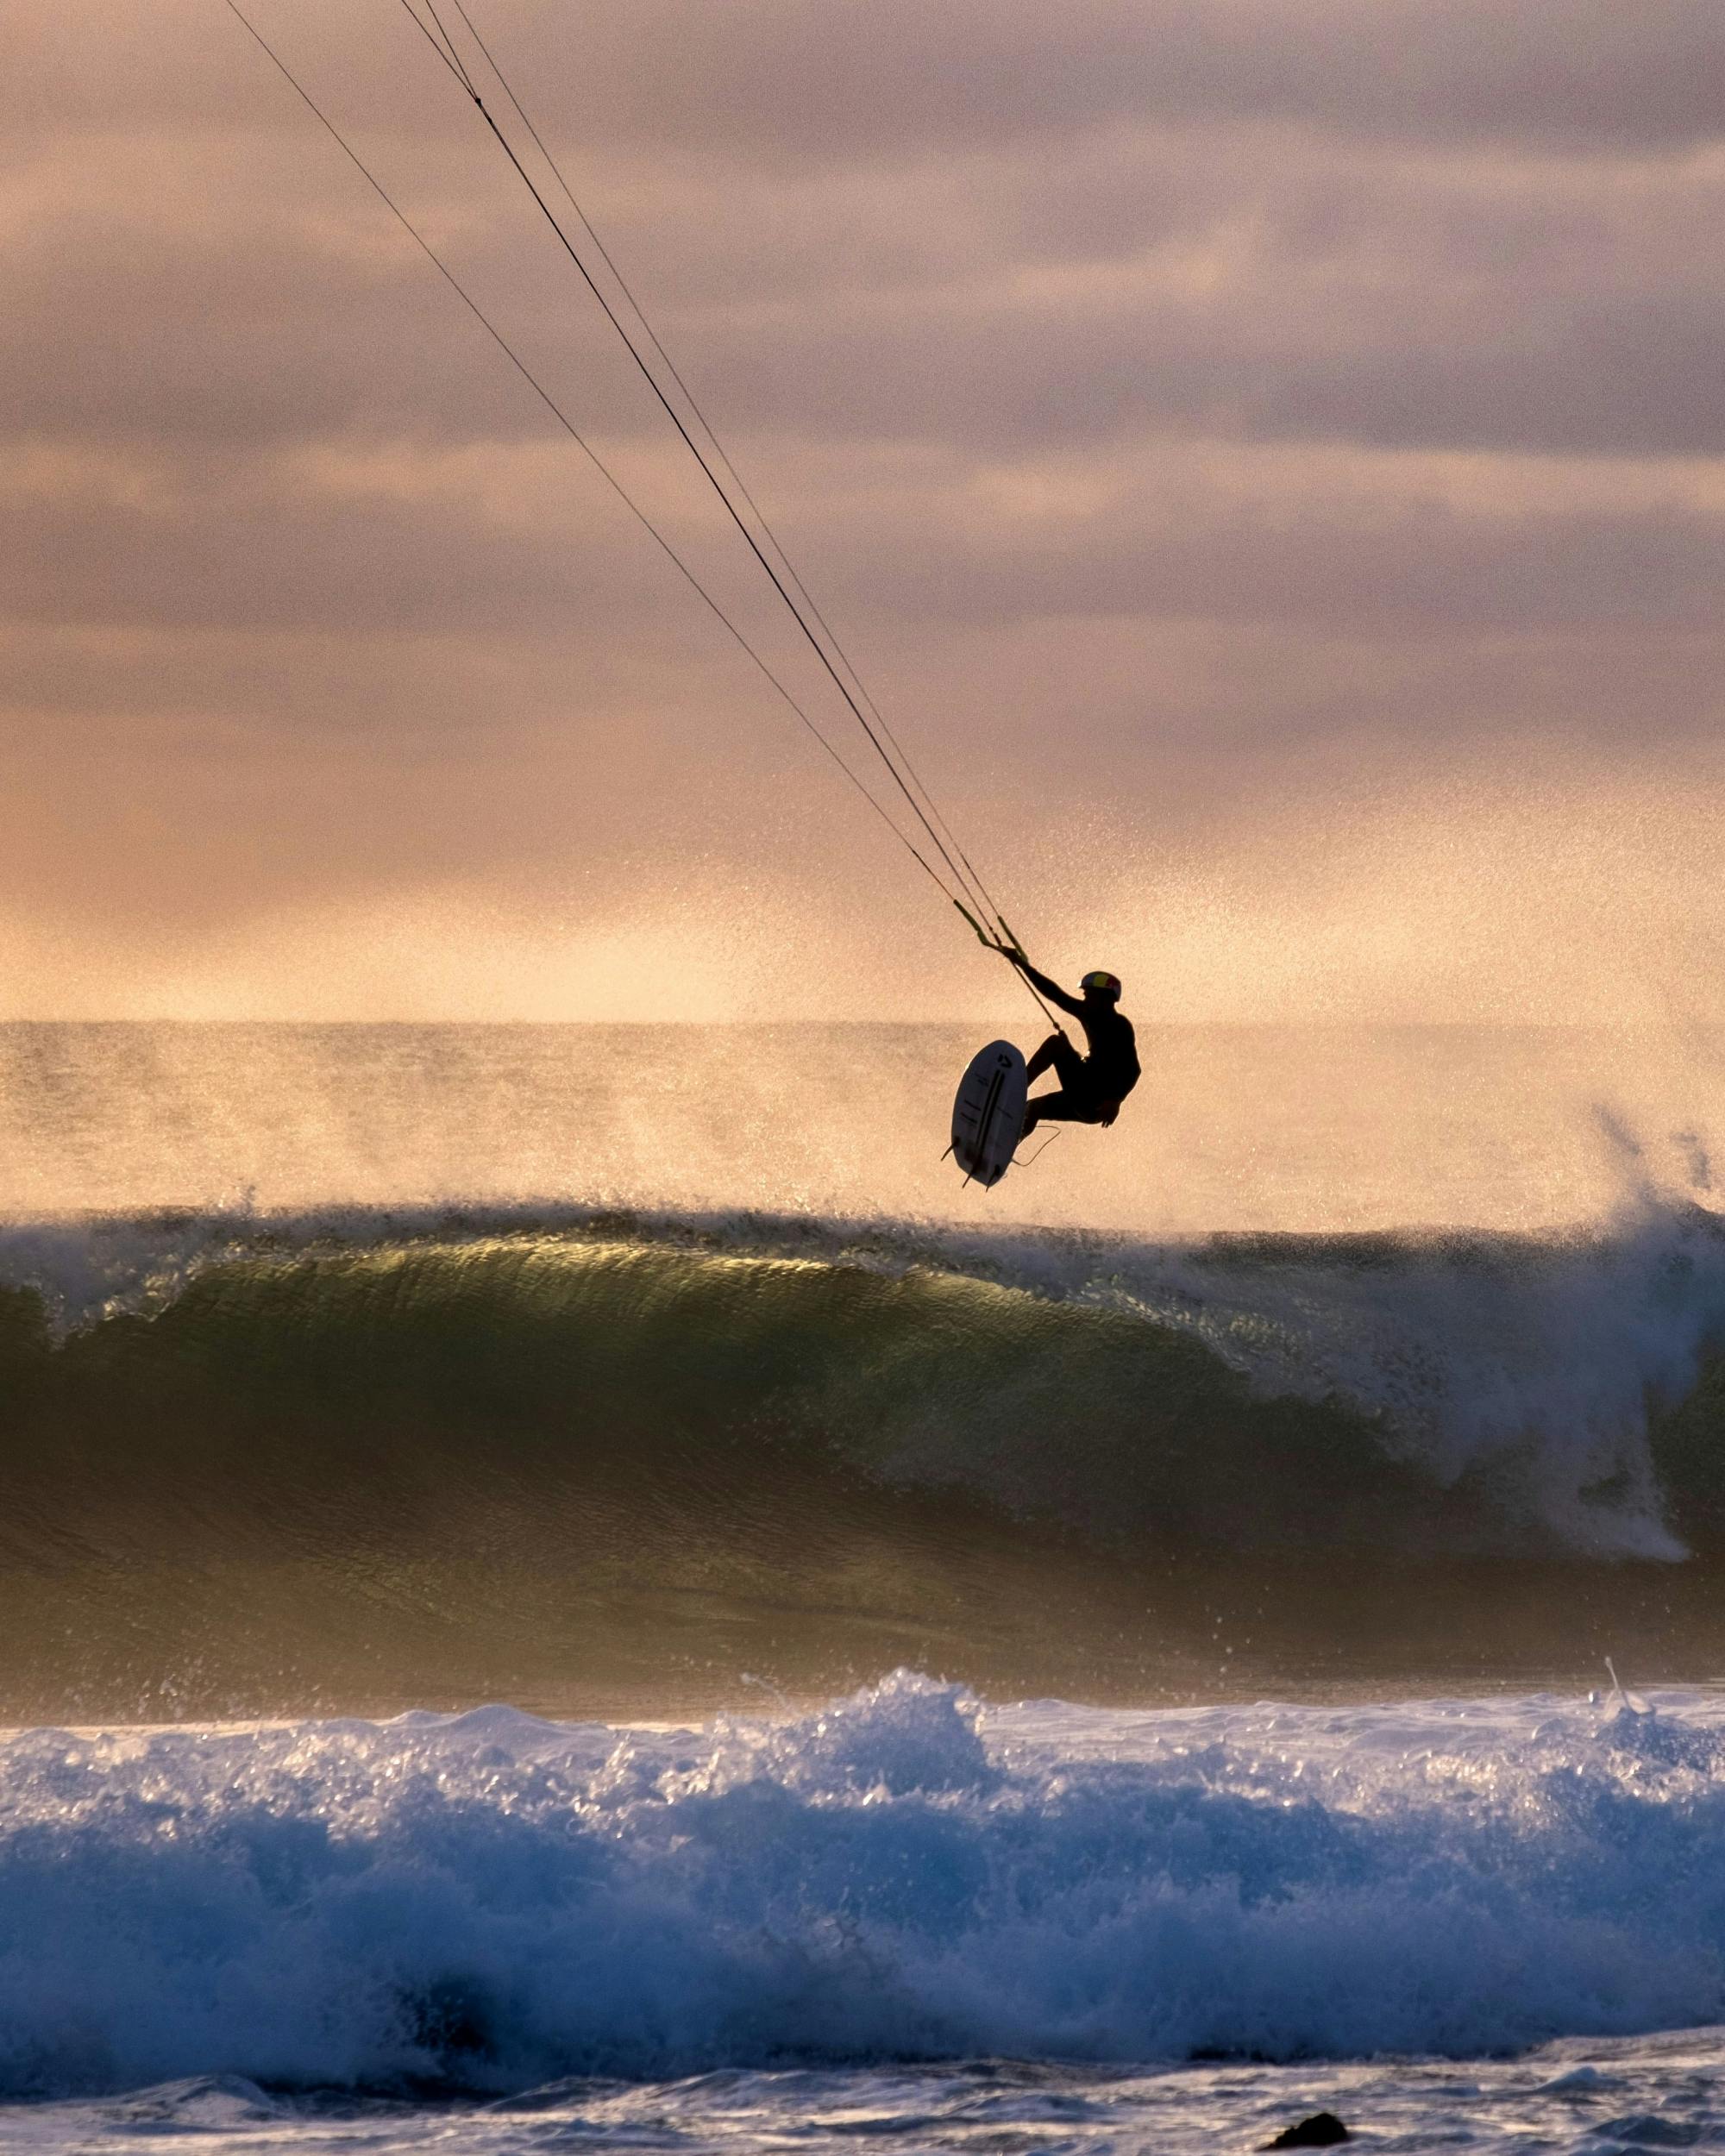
<box><xmin>3</xmin><ymin>1200</ymin><xmax>1725</xmax><ymax>1714</ymax></box>
<box><xmin>6</xmin><ymin>1198</ymin><xmax>1725</xmax><ymax>1551</ymax></box>
<box><xmin>3</xmin><ymin>1677</ymin><xmax>1725</xmax><ymax>2095</ymax></box>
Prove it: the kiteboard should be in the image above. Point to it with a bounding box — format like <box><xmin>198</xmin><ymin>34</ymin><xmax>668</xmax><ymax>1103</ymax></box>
<box><xmin>950</xmin><ymin>1039</ymin><xmax>1027</xmax><ymax>1188</ymax></box>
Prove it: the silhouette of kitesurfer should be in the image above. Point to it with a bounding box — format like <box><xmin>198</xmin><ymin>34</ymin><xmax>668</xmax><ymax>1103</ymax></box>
<box><xmin>997</xmin><ymin>948</ymin><xmax>1141</xmax><ymax>1138</ymax></box>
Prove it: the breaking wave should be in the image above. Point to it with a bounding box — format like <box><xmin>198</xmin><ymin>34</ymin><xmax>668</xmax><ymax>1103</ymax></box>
<box><xmin>5</xmin><ymin>1198</ymin><xmax>1725</xmax><ymax>1715</ymax></box>
<box><xmin>4</xmin><ymin>1195</ymin><xmax>1725</xmax><ymax>1564</ymax></box>
<box><xmin>4</xmin><ymin>1676</ymin><xmax>1725</xmax><ymax>2093</ymax></box>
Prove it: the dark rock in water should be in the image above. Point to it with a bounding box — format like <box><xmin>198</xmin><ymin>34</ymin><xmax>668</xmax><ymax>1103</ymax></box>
<box><xmin>1264</xmin><ymin>2115</ymin><xmax>1351</xmax><ymax>2148</ymax></box>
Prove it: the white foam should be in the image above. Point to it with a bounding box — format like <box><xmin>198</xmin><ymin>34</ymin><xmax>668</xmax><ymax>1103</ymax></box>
<box><xmin>4</xmin><ymin>1675</ymin><xmax>1725</xmax><ymax>2096</ymax></box>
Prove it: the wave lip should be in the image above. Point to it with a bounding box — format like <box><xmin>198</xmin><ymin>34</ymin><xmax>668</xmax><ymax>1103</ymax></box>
<box><xmin>3</xmin><ymin>1676</ymin><xmax>1725</xmax><ymax>2094</ymax></box>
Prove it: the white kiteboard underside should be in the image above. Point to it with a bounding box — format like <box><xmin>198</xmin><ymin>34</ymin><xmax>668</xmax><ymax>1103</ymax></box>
<box><xmin>950</xmin><ymin>1039</ymin><xmax>1027</xmax><ymax>1188</ymax></box>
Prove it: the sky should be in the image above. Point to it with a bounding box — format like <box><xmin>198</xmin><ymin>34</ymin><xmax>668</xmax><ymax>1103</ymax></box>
<box><xmin>4</xmin><ymin>0</ymin><xmax>1723</xmax><ymax>1021</ymax></box>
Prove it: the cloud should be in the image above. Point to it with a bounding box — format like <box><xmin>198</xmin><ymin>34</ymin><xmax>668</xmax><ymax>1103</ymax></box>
<box><xmin>386</xmin><ymin>1</ymin><xmax>1725</xmax><ymax>167</ymax></box>
<box><xmin>3</xmin><ymin>0</ymin><xmax>1722</xmax><ymax>1015</ymax></box>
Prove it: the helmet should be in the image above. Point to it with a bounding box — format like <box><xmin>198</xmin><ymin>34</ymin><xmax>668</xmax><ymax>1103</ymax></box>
<box><xmin>1081</xmin><ymin>970</ymin><xmax>1121</xmax><ymax>1000</ymax></box>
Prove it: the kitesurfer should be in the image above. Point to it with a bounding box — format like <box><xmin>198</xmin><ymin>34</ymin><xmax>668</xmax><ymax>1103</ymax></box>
<box><xmin>998</xmin><ymin>949</ymin><xmax>1141</xmax><ymax>1136</ymax></box>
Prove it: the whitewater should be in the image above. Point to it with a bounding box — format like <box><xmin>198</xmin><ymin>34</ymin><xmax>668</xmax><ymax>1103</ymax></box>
<box><xmin>8</xmin><ymin>1019</ymin><xmax>1725</xmax><ymax>2148</ymax></box>
<box><xmin>7</xmin><ymin>1678</ymin><xmax>1725</xmax><ymax>2151</ymax></box>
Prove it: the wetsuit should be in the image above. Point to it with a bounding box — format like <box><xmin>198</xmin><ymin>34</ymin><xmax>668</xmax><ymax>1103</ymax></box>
<box><xmin>1015</xmin><ymin>962</ymin><xmax>1141</xmax><ymax>1132</ymax></box>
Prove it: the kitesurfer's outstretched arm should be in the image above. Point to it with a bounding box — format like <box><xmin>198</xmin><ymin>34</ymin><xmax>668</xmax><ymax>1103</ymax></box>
<box><xmin>999</xmin><ymin>945</ymin><xmax>1085</xmax><ymax>1019</ymax></box>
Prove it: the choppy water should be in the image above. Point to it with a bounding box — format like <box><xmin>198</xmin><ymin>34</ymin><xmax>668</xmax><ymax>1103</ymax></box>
<box><xmin>5</xmin><ymin>1679</ymin><xmax>1725</xmax><ymax>2151</ymax></box>
<box><xmin>6</xmin><ymin>1020</ymin><xmax>1725</xmax><ymax>2141</ymax></box>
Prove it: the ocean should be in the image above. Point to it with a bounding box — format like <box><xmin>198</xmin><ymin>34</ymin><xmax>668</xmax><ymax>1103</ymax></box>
<box><xmin>4</xmin><ymin>1018</ymin><xmax>1725</xmax><ymax>2151</ymax></box>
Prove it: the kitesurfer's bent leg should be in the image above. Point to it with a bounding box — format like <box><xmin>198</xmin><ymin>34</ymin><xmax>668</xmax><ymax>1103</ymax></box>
<box><xmin>1026</xmin><ymin>1032</ymin><xmax>1087</xmax><ymax>1088</ymax></box>
<box><xmin>1022</xmin><ymin>1034</ymin><xmax>1102</xmax><ymax>1138</ymax></box>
